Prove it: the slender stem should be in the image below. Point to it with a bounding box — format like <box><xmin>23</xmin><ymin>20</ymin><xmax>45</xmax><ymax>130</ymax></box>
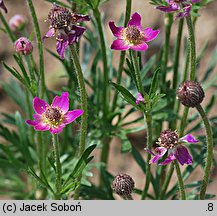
<box><xmin>52</xmin><ymin>134</ymin><xmax>62</xmax><ymax>200</ymax></box>
<box><xmin>26</xmin><ymin>0</ymin><xmax>46</xmax><ymax>98</ymax></box>
<box><xmin>112</xmin><ymin>0</ymin><xmax>132</xmax><ymax>111</ymax></box>
<box><xmin>174</xmin><ymin>160</ymin><xmax>186</xmax><ymax>200</ymax></box>
<box><xmin>172</xmin><ymin>18</ymin><xmax>184</xmax><ymax>90</ymax></box>
<box><xmin>185</xmin><ymin>16</ymin><xmax>196</xmax><ymax>81</ymax></box>
<box><xmin>0</xmin><ymin>11</ymin><xmax>16</xmax><ymax>41</ymax></box>
<box><xmin>196</xmin><ymin>105</ymin><xmax>213</xmax><ymax>200</ymax></box>
<box><xmin>141</xmin><ymin>113</ymin><xmax>152</xmax><ymax>199</ymax></box>
<box><xmin>159</xmin><ymin>164</ymin><xmax>174</xmax><ymax>199</ymax></box>
<box><xmin>70</xmin><ymin>45</ymin><xmax>88</xmax><ymax>156</ymax></box>
<box><xmin>173</xmin><ymin>41</ymin><xmax>190</xmax><ymax>128</ymax></box>
<box><xmin>70</xmin><ymin>45</ymin><xmax>88</xmax><ymax>199</ymax></box>
<box><xmin>182</xmin><ymin>41</ymin><xmax>190</xmax><ymax>82</ymax></box>
<box><xmin>179</xmin><ymin>107</ymin><xmax>189</xmax><ymax>138</ymax></box>
<box><xmin>93</xmin><ymin>8</ymin><xmax>108</xmax><ymax>120</ymax></box>
<box><xmin>161</xmin><ymin>14</ymin><xmax>173</xmax><ymax>91</ymax></box>
<box><xmin>131</xmin><ymin>50</ymin><xmax>145</xmax><ymax>95</ymax></box>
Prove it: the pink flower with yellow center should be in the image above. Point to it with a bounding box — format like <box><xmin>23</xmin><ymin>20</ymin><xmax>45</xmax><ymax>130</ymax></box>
<box><xmin>109</xmin><ymin>12</ymin><xmax>160</xmax><ymax>51</ymax></box>
<box><xmin>26</xmin><ymin>92</ymin><xmax>83</xmax><ymax>134</ymax></box>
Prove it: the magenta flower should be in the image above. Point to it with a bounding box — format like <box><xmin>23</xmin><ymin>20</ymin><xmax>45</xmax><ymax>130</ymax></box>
<box><xmin>0</xmin><ymin>0</ymin><xmax>7</xmax><ymax>13</ymax></box>
<box><xmin>145</xmin><ymin>129</ymin><xmax>198</xmax><ymax>165</ymax></box>
<box><xmin>26</xmin><ymin>92</ymin><xmax>84</xmax><ymax>134</ymax></box>
<box><xmin>43</xmin><ymin>4</ymin><xmax>90</xmax><ymax>59</ymax></box>
<box><xmin>109</xmin><ymin>12</ymin><xmax>160</xmax><ymax>51</ymax></box>
<box><xmin>136</xmin><ymin>92</ymin><xmax>145</xmax><ymax>105</ymax></box>
<box><xmin>156</xmin><ymin>0</ymin><xmax>200</xmax><ymax>19</ymax></box>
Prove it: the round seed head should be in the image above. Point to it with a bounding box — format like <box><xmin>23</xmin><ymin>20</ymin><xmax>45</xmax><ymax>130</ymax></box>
<box><xmin>47</xmin><ymin>4</ymin><xmax>72</xmax><ymax>29</ymax></box>
<box><xmin>177</xmin><ymin>80</ymin><xmax>204</xmax><ymax>107</ymax></box>
<box><xmin>112</xmin><ymin>174</ymin><xmax>135</xmax><ymax>196</ymax></box>
<box><xmin>158</xmin><ymin>129</ymin><xmax>179</xmax><ymax>149</ymax></box>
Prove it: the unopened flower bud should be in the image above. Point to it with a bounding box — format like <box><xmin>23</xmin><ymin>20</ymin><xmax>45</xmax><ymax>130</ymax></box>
<box><xmin>177</xmin><ymin>80</ymin><xmax>204</xmax><ymax>107</ymax></box>
<box><xmin>9</xmin><ymin>15</ymin><xmax>27</xmax><ymax>32</ymax></box>
<box><xmin>15</xmin><ymin>37</ymin><xmax>33</xmax><ymax>55</ymax></box>
<box><xmin>112</xmin><ymin>174</ymin><xmax>135</xmax><ymax>198</ymax></box>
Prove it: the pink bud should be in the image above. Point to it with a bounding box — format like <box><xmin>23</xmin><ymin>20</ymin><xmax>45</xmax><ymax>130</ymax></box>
<box><xmin>9</xmin><ymin>15</ymin><xmax>27</xmax><ymax>32</ymax></box>
<box><xmin>15</xmin><ymin>37</ymin><xmax>33</xmax><ymax>55</ymax></box>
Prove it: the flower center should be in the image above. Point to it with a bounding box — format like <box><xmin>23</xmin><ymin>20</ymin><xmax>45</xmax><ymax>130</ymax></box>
<box><xmin>44</xmin><ymin>107</ymin><xmax>62</xmax><ymax>126</ymax></box>
<box><xmin>47</xmin><ymin>5</ymin><xmax>72</xmax><ymax>29</ymax></box>
<box><xmin>125</xmin><ymin>25</ymin><xmax>142</xmax><ymax>44</ymax></box>
<box><xmin>157</xmin><ymin>129</ymin><xmax>179</xmax><ymax>149</ymax></box>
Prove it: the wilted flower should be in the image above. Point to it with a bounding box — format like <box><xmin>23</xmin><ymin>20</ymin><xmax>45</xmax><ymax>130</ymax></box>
<box><xmin>9</xmin><ymin>15</ymin><xmax>27</xmax><ymax>32</ymax></box>
<box><xmin>109</xmin><ymin>12</ymin><xmax>160</xmax><ymax>51</ymax></box>
<box><xmin>43</xmin><ymin>4</ymin><xmax>90</xmax><ymax>59</ymax></box>
<box><xmin>136</xmin><ymin>92</ymin><xmax>145</xmax><ymax>105</ymax></box>
<box><xmin>177</xmin><ymin>80</ymin><xmax>204</xmax><ymax>107</ymax></box>
<box><xmin>26</xmin><ymin>92</ymin><xmax>84</xmax><ymax>134</ymax></box>
<box><xmin>15</xmin><ymin>37</ymin><xmax>33</xmax><ymax>55</ymax></box>
<box><xmin>0</xmin><ymin>0</ymin><xmax>7</xmax><ymax>13</ymax></box>
<box><xmin>145</xmin><ymin>129</ymin><xmax>198</xmax><ymax>165</ymax></box>
<box><xmin>112</xmin><ymin>174</ymin><xmax>135</xmax><ymax>199</ymax></box>
<box><xmin>156</xmin><ymin>0</ymin><xmax>200</xmax><ymax>19</ymax></box>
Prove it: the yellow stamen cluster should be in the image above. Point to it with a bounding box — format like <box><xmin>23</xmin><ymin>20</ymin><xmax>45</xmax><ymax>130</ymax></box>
<box><xmin>43</xmin><ymin>107</ymin><xmax>63</xmax><ymax>127</ymax></box>
<box><xmin>124</xmin><ymin>25</ymin><xmax>143</xmax><ymax>45</ymax></box>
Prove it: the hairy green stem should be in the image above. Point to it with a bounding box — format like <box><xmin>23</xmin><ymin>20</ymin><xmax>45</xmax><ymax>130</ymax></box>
<box><xmin>172</xmin><ymin>18</ymin><xmax>184</xmax><ymax>90</ymax></box>
<box><xmin>112</xmin><ymin>0</ymin><xmax>132</xmax><ymax>111</ymax></box>
<box><xmin>159</xmin><ymin>164</ymin><xmax>174</xmax><ymax>199</ymax></box>
<box><xmin>196</xmin><ymin>105</ymin><xmax>213</xmax><ymax>200</ymax></box>
<box><xmin>174</xmin><ymin>160</ymin><xmax>186</xmax><ymax>200</ymax></box>
<box><xmin>161</xmin><ymin>14</ymin><xmax>173</xmax><ymax>91</ymax></box>
<box><xmin>70</xmin><ymin>45</ymin><xmax>88</xmax><ymax>199</ymax></box>
<box><xmin>185</xmin><ymin>16</ymin><xmax>196</xmax><ymax>81</ymax></box>
<box><xmin>26</xmin><ymin>0</ymin><xmax>46</xmax><ymax>98</ymax></box>
<box><xmin>52</xmin><ymin>134</ymin><xmax>62</xmax><ymax>200</ymax></box>
<box><xmin>93</xmin><ymin>8</ymin><xmax>108</xmax><ymax>120</ymax></box>
<box><xmin>131</xmin><ymin>50</ymin><xmax>145</xmax><ymax>95</ymax></box>
<box><xmin>141</xmin><ymin>113</ymin><xmax>152</xmax><ymax>200</ymax></box>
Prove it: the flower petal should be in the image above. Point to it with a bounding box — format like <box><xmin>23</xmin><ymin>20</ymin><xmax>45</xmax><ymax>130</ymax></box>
<box><xmin>68</xmin><ymin>26</ymin><xmax>86</xmax><ymax>44</ymax></box>
<box><xmin>52</xmin><ymin>92</ymin><xmax>69</xmax><ymax>114</ymax></box>
<box><xmin>0</xmin><ymin>0</ymin><xmax>7</xmax><ymax>13</ymax></box>
<box><xmin>111</xmin><ymin>39</ymin><xmax>130</xmax><ymax>51</ymax></box>
<box><xmin>175</xmin><ymin>4</ymin><xmax>192</xmax><ymax>20</ymax></box>
<box><xmin>130</xmin><ymin>42</ymin><xmax>148</xmax><ymax>52</ymax></box>
<box><xmin>144</xmin><ymin>148</ymin><xmax>156</xmax><ymax>156</ymax></box>
<box><xmin>43</xmin><ymin>28</ymin><xmax>55</xmax><ymax>41</ymax></box>
<box><xmin>136</xmin><ymin>92</ymin><xmax>144</xmax><ymax>105</ymax></box>
<box><xmin>34</xmin><ymin>123</ymin><xmax>50</xmax><ymax>131</ymax></box>
<box><xmin>33</xmin><ymin>97</ymin><xmax>49</xmax><ymax>114</ymax></box>
<box><xmin>56</xmin><ymin>36</ymin><xmax>69</xmax><ymax>59</ymax></box>
<box><xmin>26</xmin><ymin>119</ymin><xmax>38</xmax><ymax>126</ymax></box>
<box><xmin>63</xmin><ymin>109</ymin><xmax>84</xmax><ymax>124</ymax></box>
<box><xmin>49</xmin><ymin>125</ymin><xmax>64</xmax><ymax>134</ymax></box>
<box><xmin>128</xmin><ymin>12</ymin><xmax>142</xmax><ymax>30</ymax></box>
<box><xmin>156</xmin><ymin>4</ymin><xmax>180</xmax><ymax>13</ymax></box>
<box><xmin>109</xmin><ymin>21</ymin><xmax>124</xmax><ymax>38</ymax></box>
<box><xmin>175</xmin><ymin>145</ymin><xmax>193</xmax><ymax>165</ymax></box>
<box><xmin>72</xmin><ymin>14</ymin><xmax>90</xmax><ymax>23</ymax></box>
<box><xmin>143</xmin><ymin>28</ymin><xmax>160</xmax><ymax>42</ymax></box>
<box><xmin>149</xmin><ymin>147</ymin><xmax>167</xmax><ymax>164</ymax></box>
<box><xmin>159</xmin><ymin>153</ymin><xmax>176</xmax><ymax>165</ymax></box>
<box><xmin>180</xmin><ymin>134</ymin><xmax>198</xmax><ymax>143</ymax></box>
